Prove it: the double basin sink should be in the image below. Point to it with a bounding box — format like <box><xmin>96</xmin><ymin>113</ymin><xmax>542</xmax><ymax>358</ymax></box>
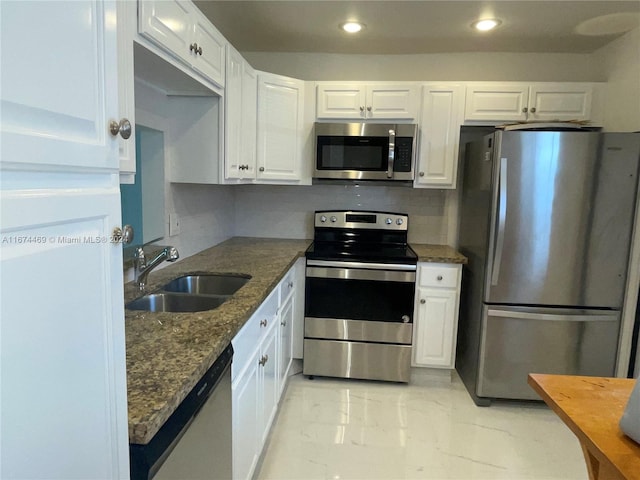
<box><xmin>126</xmin><ymin>274</ymin><xmax>251</xmax><ymax>313</ymax></box>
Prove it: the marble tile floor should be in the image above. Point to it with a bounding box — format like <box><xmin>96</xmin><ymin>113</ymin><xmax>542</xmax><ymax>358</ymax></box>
<box><xmin>257</xmin><ymin>371</ymin><xmax>588</xmax><ymax>480</ymax></box>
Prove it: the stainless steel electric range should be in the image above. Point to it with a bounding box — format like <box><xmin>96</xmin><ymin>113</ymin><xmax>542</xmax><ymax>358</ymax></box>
<box><xmin>303</xmin><ymin>210</ymin><xmax>417</xmax><ymax>383</ymax></box>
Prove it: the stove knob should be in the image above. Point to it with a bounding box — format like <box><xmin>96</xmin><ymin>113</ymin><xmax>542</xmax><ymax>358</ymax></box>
<box><xmin>330</xmin><ymin>216</ymin><xmax>337</xmax><ymax>223</ymax></box>
<box><xmin>396</xmin><ymin>218</ymin><xmax>404</xmax><ymax>226</ymax></box>
<box><xmin>385</xmin><ymin>218</ymin><xmax>392</xmax><ymax>225</ymax></box>
<box><xmin>320</xmin><ymin>215</ymin><xmax>327</xmax><ymax>223</ymax></box>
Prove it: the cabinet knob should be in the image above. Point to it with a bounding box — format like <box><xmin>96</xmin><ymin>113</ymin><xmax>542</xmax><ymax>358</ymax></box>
<box><xmin>260</xmin><ymin>319</ymin><xmax>268</xmax><ymax>327</ymax></box>
<box><xmin>109</xmin><ymin>118</ymin><xmax>132</xmax><ymax>139</ymax></box>
<box><xmin>190</xmin><ymin>42</ymin><xmax>198</xmax><ymax>53</ymax></box>
<box><xmin>112</xmin><ymin>225</ymin><xmax>134</xmax><ymax>244</ymax></box>
<box><xmin>530</xmin><ymin>107</ymin><xmax>537</xmax><ymax>113</ymax></box>
<box><xmin>437</xmin><ymin>275</ymin><xmax>443</xmax><ymax>281</ymax></box>
<box><xmin>288</xmin><ymin>281</ymin><xmax>294</xmax><ymax>288</ymax></box>
<box><xmin>259</xmin><ymin>167</ymin><xmax>265</xmax><ymax>172</ymax></box>
<box><xmin>281</xmin><ymin>320</ymin><xmax>287</xmax><ymax>326</ymax></box>
<box><xmin>420</xmin><ymin>299</ymin><xmax>426</xmax><ymax>304</ymax></box>
<box><xmin>522</xmin><ymin>107</ymin><xmax>528</xmax><ymax>113</ymax></box>
<box><xmin>367</xmin><ymin>106</ymin><xmax>372</xmax><ymax>112</ymax></box>
<box><xmin>419</xmin><ymin>172</ymin><xmax>425</xmax><ymax>177</ymax></box>
<box><xmin>259</xmin><ymin>355</ymin><xmax>267</xmax><ymax>366</ymax></box>
<box><xmin>197</xmin><ymin>45</ymin><xmax>203</xmax><ymax>56</ymax></box>
<box><xmin>360</xmin><ymin>106</ymin><xmax>365</xmax><ymax>112</ymax></box>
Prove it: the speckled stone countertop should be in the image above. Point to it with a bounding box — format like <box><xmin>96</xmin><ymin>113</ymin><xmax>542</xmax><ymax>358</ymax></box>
<box><xmin>125</xmin><ymin>237</ymin><xmax>310</xmax><ymax>445</ymax></box>
<box><xmin>410</xmin><ymin>244</ymin><xmax>468</xmax><ymax>264</ymax></box>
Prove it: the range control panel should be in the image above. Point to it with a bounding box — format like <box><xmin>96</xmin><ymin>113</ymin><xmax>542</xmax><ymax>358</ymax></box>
<box><xmin>314</xmin><ymin>210</ymin><xmax>409</xmax><ymax>231</ymax></box>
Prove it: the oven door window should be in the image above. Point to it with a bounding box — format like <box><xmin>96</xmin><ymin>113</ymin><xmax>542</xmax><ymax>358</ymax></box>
<box><xmin>316</xmin><ymin>136</ymin><xmax>388</xmax><ymax>171</ymax></box>
<box><xmin>305</xmin><ymin>276</ymin><xmax>415</xmax><ymax>323</ymax></box>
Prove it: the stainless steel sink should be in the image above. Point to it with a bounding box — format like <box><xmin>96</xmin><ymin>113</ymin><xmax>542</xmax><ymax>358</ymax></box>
<box><xmin>126</xmin><ymin>293</ymin><xmax>230</xmax><ymax>313</ymax></box>
<box><xmin>161</xmin><ymin>274</ymin><xmax>251</xmax><ymax>296</ymax></box>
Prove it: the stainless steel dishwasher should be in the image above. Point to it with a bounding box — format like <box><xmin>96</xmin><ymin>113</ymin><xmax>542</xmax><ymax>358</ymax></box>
<box><xmin>129</xmin><ymin>344</ymin><xmax>233</xmax><ymax>480</ymax></box>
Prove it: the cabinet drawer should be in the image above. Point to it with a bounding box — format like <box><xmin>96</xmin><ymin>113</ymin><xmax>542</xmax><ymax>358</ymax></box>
<box><xmin>418</xmin><ymin>264</ymin><xmax>460</xmax><ymax>288</ymax></box>
<box><xmin>280</xmin><ymin>267</ymin><xmax>295</xmax><ymax>302</ymax></box>
<box><xmin>232</xmin><ymin>288</ymin><xmax>278</xmax><ymax>379</ymax></box>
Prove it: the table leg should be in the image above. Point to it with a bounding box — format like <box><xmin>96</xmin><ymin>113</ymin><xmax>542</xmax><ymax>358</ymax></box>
<box><xmin>580</xmin><ymin>443</ymin><xmax>622</xmax><ymax>480</ymax></box>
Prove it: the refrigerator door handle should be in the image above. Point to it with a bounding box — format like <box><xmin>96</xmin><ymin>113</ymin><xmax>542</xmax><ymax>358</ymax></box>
<box><xmin>491</xmin><ymin>157</ymin><xmax>508</xmax><ymax>286</ymax></box>
<box><xmin>487</xmin><ymin>309</ymin><xmax>619</xmax><ymax>322</ymax></box>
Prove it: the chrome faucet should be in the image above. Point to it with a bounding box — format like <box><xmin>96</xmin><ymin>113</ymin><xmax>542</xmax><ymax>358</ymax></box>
<box><xmin>134</xmin><ymin>246</ymin><xmax>180</xmax><ymax>291</ymax></box>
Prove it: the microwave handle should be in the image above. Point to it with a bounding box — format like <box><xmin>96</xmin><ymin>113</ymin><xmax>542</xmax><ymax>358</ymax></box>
<box><xmin>387</xmin><ymin>127</ymin><xmax>396</xmax><ymax>179</ymax></box>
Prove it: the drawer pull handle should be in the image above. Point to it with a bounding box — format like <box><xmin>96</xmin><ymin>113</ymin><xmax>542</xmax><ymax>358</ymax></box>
<box><xmin>437</xmin><ymin>275</ymin><xmax>443</xmax><ymax>281</ymax></box>
<box><xmin>259</xmin><ymin>355</ymin><xmax>267</xmax><ymax>366</ymax></box>
<box><xmin>281</xmin><ymin>320</ymin><xmax>286</xmax><ymax>326</ymax></box>
<box><xmin>260</xmin><ymin>319</ymin><xmax>268</xmax><ymax>327</ymax></box>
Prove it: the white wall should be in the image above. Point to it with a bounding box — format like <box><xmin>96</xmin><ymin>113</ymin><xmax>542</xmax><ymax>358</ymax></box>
<box><xmin>593</xmin><ymin>27</ymin><xmax>640</xmax><ymax>132</ymax></box>
<box><xmin>243</xmin><ymin>51</ymin><xmax>603</xmax><ymax>82</ymax></box>
<box><xmin>234</xmin><ymin>184</ymin><xmax>448</xmax><ymax>244</ymax></box>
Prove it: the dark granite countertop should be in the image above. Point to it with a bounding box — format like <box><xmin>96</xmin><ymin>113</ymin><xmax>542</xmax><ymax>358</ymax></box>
<box><xmin>125</xmin><ymin>237</ymin><xmax>310</xmax><ymax>444</ymax></box>
<box><xmin>410</xmin><ymin>244</ymin><xmax>468</xmax><ymax>264</ymax></box>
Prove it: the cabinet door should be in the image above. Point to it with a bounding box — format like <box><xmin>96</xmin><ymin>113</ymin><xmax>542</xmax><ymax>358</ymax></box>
<box><xmin>138</xmin><ymin>0</ymin><xmax>193</xmax><ymax>66</ymax></box>
<box><xmin>117</xmin><ymin>0</ymin><xmax>136</xmax><ymax>182</ymax></box>
<box><xmin>278</xmin><ymin>295</ymin><xmax>294</xmax><ymax>395</ymax></box>
<box><xmin>232</xmin><ymin>349</ymin><xmax>261</xmax><ymax>480</ymax></box>
<box><xmin>413</xmin><ymin>287</ymin><xmax>458</xmax><ymax>368</ymax></box>
<box><xmin>366</xmin><ymin>84</ymin><xmax>419</xmax><ymax>119</ymax></box>
<box><xmin>316</xmin><ymin>83</ymin><xmax>366</xmax><ymax>119</ymax></box>
<box><xmin>240</xmin><ymin>63</ymin><xmax>258</xmax><ymax>180</ymax></box>
<box><xmin>259</xmin><ymin>326</ymin><xmax>279</xmax><ymax>445</ymax></box>
<box><xmin>1</xmin><ymin>0</ymin><xmax>119</xmax><ymax>170</ymax></box>
<box><xmin>191</xmin><ymin>8</ymin><xmax>226</xmax><ymax>88</ymax></box>
<box><xmin>256</xmin><ymin>73</ymin><xmax>304</xmax><ymax>182</ymax></box>
<box><xmin>225</xmin><ymin>45</ymin><xmax>244</xmax><ymax>180</ymax></box>
<box><xmin>464</xmin><ymin>84</ymin><xmax>529</xmax><ymax>121</ymax></box>
<box><xmin>416</xmin><ymin>84</ymin><xmax>464</xmax><ymax>188</ymax></box>
<box><xmin>1</xmin><ymin>188</ymin><xmax>129</xmax><ymax>478</ymax></box>
<box><xmin>528</xmin><ymin>83</ymin><xmax>592</xmax><ymax>121</ymax></box>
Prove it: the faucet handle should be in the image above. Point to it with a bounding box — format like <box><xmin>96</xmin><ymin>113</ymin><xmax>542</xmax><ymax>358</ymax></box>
<box><xmin>166</xmin><ymin>246</ymin><xmax>179</xmax><ymax>262</ymax></box>
<box><xmin>134</xmin><ymin>246</ymin><xmax>146</xmax><ymax>265</ymax></box>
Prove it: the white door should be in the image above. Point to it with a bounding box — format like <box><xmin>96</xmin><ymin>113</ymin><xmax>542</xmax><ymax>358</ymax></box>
<box><xmin>464</xmin><ymin>84</ymin><xmax>529</xmax><ymax>122</ymax></box>
<box><xmin>316</xmin><ymin>83</ymin><xmax>366</xmax><ymax>119</ymax></box>
<box><xmin>232</xmin><ymin>351</ymin><xmax>260</xmax><ymax>480</ymax></box>
<box><xmin>225</xmin><ymin>45</ymin><xmax>244</xmax><ymax>180</ymax></box>
<box><xmin>366</xmin><ymin>84</ymin><xmax>419</xmax><ymax>119</ymax></box>
<box><xmin>256</xmin><ymin>72</ymin><xmax>304</xmax><ymax>182</ymax></box>
<box><xmin>0</xmin><ymin>1</ymin><xmax>129</xmax><ymax>477</ymax></box>
<box><xmin>241</xmin><ymin>63</ymin><xmax>258</xmax><ymax>179</ymax></box>
<box><xmin>417</xmin><ymin>84</ymin><xmax>464</xmax><ymax>188</ymax></box>
<box><xmin>278</xmin><ymin>295</ymin><xmax>294</xmax><ymax>394</ymax></box>
<box><xmin>138</xmin><ymin>0</ymin><xmax>193</xmax><ymax>66</ymax></box>
<box><xmin>413</xmin><ymin>287</ymin><xmax>457</xmax><ymax>368</ymax></box>
<box><xmin>191</xmin><ymin>9</ymin><xmax>226</xmax><ymax>88</ymax></box>
<box><xmin>259</xmin><ymin>327</ymin><xmax>279</xmax><ymax>444</ymax></box>
<box><xmin>528</xmin><ymin>83</ymin><xmax>593</xmax><ymax>121</ymax></box>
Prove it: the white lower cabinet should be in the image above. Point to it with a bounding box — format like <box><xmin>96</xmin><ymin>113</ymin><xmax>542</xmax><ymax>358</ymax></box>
<box><xmin>412</xmin><ymin>263</ymin><xmax>462</xmax><ymax>368</ymax></box>
<box><xmin>231</xmin><ymin>262</ymin><xmax>300</xmax><ymax>480</ymax></box>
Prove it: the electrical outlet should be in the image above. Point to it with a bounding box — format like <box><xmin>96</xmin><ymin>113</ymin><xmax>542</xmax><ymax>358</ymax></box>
<box><xmin>169</xmin><ymin>213</ymin><xmax>181</xmax><ymax>236</ymax></box>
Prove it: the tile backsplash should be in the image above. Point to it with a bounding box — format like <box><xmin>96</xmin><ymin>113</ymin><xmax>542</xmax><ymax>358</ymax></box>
<box><xmin>234</xmin><ymin>184</ymin><xmax>450</xmax><ymax>244</ymax></box>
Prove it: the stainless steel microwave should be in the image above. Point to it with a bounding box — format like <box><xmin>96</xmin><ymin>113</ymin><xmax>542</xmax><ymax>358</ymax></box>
<box><xmin>314</xmin><ymin>122</ymin><xmax>418</xmax><ymax>182</ymax></box>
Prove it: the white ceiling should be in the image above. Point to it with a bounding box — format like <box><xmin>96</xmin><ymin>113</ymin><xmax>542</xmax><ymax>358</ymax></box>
<box><xmin>194</xmin><ymin>1</ymin><xmax>640</xmax><ymax>54</ymax></box>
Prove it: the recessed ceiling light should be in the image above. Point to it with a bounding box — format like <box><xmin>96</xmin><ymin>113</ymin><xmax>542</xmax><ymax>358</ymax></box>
<box><xmin>341</xmin><ymin>22</ymin><xmax>365</xmax><ymax>34</ymax></box>
<box><xmin>472</xmin><ymin>19</ymin><xmax>501</xmax><ymax>32</ymax></box>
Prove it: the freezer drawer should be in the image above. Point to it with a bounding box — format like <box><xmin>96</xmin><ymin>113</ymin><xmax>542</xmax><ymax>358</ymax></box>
<box><xmin>477</xmin><ymin>306</ymin><xmax>620</xmax><ymax>400</ymax></box>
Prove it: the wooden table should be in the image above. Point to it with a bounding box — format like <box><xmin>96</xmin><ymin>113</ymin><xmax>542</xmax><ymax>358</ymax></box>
<box><xmin>528</xmin><ymin>374</ymin><xmax>640</xmax><ymax>480</ymax></box>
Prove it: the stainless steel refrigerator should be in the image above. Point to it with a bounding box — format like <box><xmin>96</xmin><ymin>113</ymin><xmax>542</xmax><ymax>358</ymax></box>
<box><xmin>456</xmin><ymin>126</ymin><xmax>640</xmax><ymax>406</ymax></box>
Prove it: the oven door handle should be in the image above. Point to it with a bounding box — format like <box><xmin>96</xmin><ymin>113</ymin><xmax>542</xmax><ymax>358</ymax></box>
<box><xmin>306</xmin><ymin>266</ymin><xmax>416</xmax><ymax>283</ymax></box>
<box><xmin>306</xmin><ymin>259</ymin><xmax>416</xmax><ymax>271</ymax></box>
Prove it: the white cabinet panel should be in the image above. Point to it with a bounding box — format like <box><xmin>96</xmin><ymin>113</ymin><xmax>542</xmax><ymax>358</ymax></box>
<box><xmin>413</xmin><ymin>263</ymin><xmax>462</xmax><ymax>369</ymax></box>
<box><xmin>416</xmin><ymin>84</ymin><xmax>465</xmax><ymax>188</ymax></box>
<box><xmin>138</xmin><ymin>0</ymin><xmax>226</xmax><ymax>88</ymax></box>
<box><xmin>0</xmin><ymin>187</ymin><xmax>129</xmax><ymax>478</ymax></box>
<box><xmin>316</xmin><ymin>84</ymin><xmax>366</xmax><ymax>119</ymax></box>
<box><xmin>259</xmin><ymin>325</ymin><xmax>279</xmax><ymax>444</ymax></box>
<box><xmin>278</xmin><ymin>294</ymin><xmax>294</xmax><ymax>395</ymax></box>
<box><xmin>465</xmin><ymin>83</ymin><xmax>595</xmax><ymax>122</ymax></box>
<box><xmin>257</xmin><ymin>73</ymin><xmax>304</xmax><ymax>182</ymax></box>
<box><xmin>117</xmin><ymin>0</ymin><xmax>137</xmax><ymax>182</ymax></box>
<box><xmin>529</xmin><ymin>84</ymin><xmax>592</xmax><ymax>121</ymax></box>
<box><xmin>316</xmin><ymin>82</ymin><xmax>418</xmax><ymax>120</ymax></box>
<box><xmin>465</xmin><ymin>84</ymin><xmax>529</xmax><ymax>122</ymax></box>
<box><xmin>367</xmin><ymin>84</ymin><xmax>419</xmax><ymax>119</ymax></box>
<box><xmin>232</xmin><ymin>348</ymin><xmax>260</xmax><ymax>480</ymax></box>
<box><xmin>1</xmin><ymin>0</ymin><xmax>119</xmax><ymax>170</ymax></box>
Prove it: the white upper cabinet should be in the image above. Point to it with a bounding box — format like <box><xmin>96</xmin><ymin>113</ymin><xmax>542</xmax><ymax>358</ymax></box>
<box><xmin>316</xmin><ymin>83</ymin><xmax>419</xmax><ymax>120</ymax></box>
<box><xmin>138</xmin><ymin>0</ymin><xmax>226</xmax><ymax>88</ymax></box>
<box><xmin>416</xmin><ymin>84</ymin><xmax>465</xmax><ymax>189</ymax></box>
<box><xmin>225</xmin><ymin>45</ymin><xmax>257</xmax><ymax>182</ymax></box>
<box><xmin>465</xmin><ymin>82</ymin><xmax>594</xmax><ymax>122</ymax></box>
<box><xmin>256</xmin><ymin>72</ymin><xmax>305</xmax><ymax>182</ymax></box>
<box><xmin>118</xmin><ymin>0</ymin><xmax>137</xmax><ymax>182</ymax></box>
